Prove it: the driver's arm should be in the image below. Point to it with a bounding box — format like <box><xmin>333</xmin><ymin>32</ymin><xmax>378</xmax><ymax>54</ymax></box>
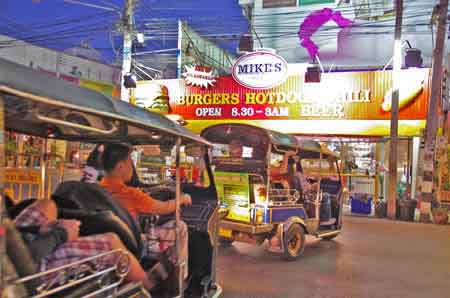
<box><xmin>128</xmin><ymin>188</ymin><xmax>191</xmax><ymax>215</ymax></box>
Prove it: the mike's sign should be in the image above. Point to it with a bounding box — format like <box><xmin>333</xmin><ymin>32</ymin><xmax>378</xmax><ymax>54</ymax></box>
<box><xmin>232</xmin><ymin>51</ymin><xmax>288</xmax><ymax>89</ymax></box>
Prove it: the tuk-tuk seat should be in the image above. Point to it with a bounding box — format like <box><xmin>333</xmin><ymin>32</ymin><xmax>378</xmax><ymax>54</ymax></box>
<box><xmin>52</xmin><ymin>181</ymin><xmax>144</xmax><ymax>258</ymax></box>
<box><xmin>52</xmin><ymin>181</ymin><xmax>168</xmax><ymax>273</ymax></box>
<box><xmin>5</xmin><ymin>195</ymin><xmax>37</xmax><ymax>219</ymax></box>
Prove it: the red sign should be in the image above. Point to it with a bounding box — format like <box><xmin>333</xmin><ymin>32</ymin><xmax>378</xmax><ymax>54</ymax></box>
<box><xmin>135</xmin><ymin>68</ymin><xmax>430</xmax><ymax>121</ymax></box>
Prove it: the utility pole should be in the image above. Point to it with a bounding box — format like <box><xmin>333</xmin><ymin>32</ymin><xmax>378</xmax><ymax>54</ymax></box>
<box><xmin>387</xmin><ymin>0</ymin><xmax>403</xmax><ymax>219</ymax></box>
<box><xmin>421</xmin><ymin>0</ymin><xmax>449</xmax><ymax>220</ymax></box>
<box><xmin>120</xmin><ymin>0</ymin><xmax>136</xmax><ymax>102</ymax></box>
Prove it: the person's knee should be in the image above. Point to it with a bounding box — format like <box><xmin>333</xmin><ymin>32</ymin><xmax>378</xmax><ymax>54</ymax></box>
<box><xmin>105</xmin><ymin>232</ymin><xmax>123</xmax><ymax>249</ymax></box>
<box><xmin>179</xmin><ymin>221</ymin><xmax>188</xmax><ymax>246</ymax></box>
<box><xmin>34</xmin><ymin>199</ymin><xmax>57</xmax><ymax>220</ymax></box>
<box><xmin>179</xmin><ymin>221</ymin><xmax>188</xmax><ymax>235</ymax></box>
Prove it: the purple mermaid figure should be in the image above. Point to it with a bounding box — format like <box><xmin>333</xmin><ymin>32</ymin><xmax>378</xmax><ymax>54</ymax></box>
<box><xmin>298</xmin><ymin>8</ymin><xmax>353</xmax><ymax>59</ymax></box>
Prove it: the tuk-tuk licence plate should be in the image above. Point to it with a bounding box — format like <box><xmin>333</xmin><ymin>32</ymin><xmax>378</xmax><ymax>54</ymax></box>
<box><xmin>219</xmin><ymin>228</ymin><xmax>232</xmax><ymax>238</ymax></box>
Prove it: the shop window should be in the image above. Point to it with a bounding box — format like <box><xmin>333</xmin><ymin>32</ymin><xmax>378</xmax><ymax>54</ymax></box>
<box><xmin>299</xmin><ymin>0</ymin><xmax>334</xmax><ymax>6</ymax></box>
<box><xmin>354</xmin><ymin>0</ymin><xmax>394</xmax><ymax>20</ymax></box>
<box><xmin>263</xmin><ymin>0</ymin><xmax>297</xmax><ymax>9</ymax></box>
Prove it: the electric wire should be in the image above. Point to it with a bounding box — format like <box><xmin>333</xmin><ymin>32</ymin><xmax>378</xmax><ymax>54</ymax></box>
<box><xmin>0</xmin><ymin>0</ymin><xmax>439</xmax><ymax>65</ymax></box>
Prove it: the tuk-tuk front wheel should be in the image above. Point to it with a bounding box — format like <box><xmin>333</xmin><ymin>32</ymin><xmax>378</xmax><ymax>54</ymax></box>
<box><xmin>282</xmin><ymin>223</ymin><xmax>305</xmax><ymax>261</ymax></box>
<box><xmin>322</xmin><ymin>233</ymin><xmax>339</xmax><ymax>241</ymax></box>
<box><xmin>218</xmin><ymin>237</ymin><xmax>234</xmax><ymax>247</ymax></box>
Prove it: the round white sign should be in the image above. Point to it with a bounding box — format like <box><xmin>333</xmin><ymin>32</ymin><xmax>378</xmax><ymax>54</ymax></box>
<box><xmin>232</xmin><ymin>51</ymin><xmax>288</xmax><ymax>89</ymax></box>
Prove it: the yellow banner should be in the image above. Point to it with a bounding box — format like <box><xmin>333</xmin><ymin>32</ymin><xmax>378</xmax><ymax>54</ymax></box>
<box><xmin>80</xmin><ymin>79</ymin><xmax>116</xmax><ymax>97</ymax></box>
<box><xmin>5</xmin><ymin>169</ymin><xmax>41</xmax><ymax>184</ymax></box>
<box><xmin>186</xmin><ymin>119</ymin><xmax>426</xmax><ymax>137</ymax></box>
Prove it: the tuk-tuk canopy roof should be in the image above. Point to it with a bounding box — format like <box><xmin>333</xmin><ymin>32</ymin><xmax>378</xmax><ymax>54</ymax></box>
<box><xmin>297</xmin><ymin>140</ymin><xmax>322</xmax><ymax>152</ymax></box>
<box><xmin>0</xmin><ymin>58</ymin><xmax>210</xmax><ymax>147</ymax></box>
<box><xmin>297</xmin><ymin>140</ymin><xmax>340</xmax><ymax>160</ymax></box>
<box><xmin>201</xmin><ymin>123</ymin><xmax>299</xmax><ymax>151</ymax></box>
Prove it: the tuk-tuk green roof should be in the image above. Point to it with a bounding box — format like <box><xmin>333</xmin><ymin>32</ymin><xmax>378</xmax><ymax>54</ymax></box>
<box><xmin>297</xmin><ymin>140</ymin><xmax>340</xmax><ymax>160</ymax></box>
<box><xmin>297</xmin><ymin>140</ymin><xmax>322</xmax><ymax>152</ymax></box>
<box><xmin>0</xmin><ymin>58</ymin><xmax>210</xmax><ymax>146</ymax></box>
<box><xmin>267</xmin><ymin>130</ymin><xmax>299</xmax><ymax>149</ymax></box>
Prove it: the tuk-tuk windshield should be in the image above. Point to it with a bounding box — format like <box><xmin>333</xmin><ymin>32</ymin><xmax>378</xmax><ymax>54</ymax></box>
<box><xmin>209</xmin><ymin>141</ymin><xmax>266</xmax><ymax>175</ymax></box>
<box><xmin>211</xmin><ymin>143</ymin><xmax>255</xmax><ymax>159</ymax></box>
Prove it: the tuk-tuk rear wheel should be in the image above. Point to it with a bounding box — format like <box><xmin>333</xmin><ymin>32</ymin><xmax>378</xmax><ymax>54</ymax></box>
<box><xmin>282</xmin><ymin>223</ymin><xmax>305</xmax><ymax>261</ymax></box>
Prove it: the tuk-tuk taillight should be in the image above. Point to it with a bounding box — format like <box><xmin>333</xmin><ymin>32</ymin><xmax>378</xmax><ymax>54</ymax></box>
<box><xmin>255</xmin><ymin>209</ymin><xmax>264</xmax><ymax>224</ymax></box>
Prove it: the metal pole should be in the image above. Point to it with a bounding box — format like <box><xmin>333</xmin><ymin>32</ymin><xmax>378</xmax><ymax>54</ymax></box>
<box><xmin>0</xmin><ymin>97</ymin><xmax>5</xmax><ymax>290</ymax></box>
<box><xmin>387</xmin><ymin>0</ymin><xmax>403</xmax><ymax>219</ymax></box>
<box><xmin>174</xmin><ymin>137</ymin><xmax>184</xmax><ymax>298</ymax></box>
<box><xmin>447</xmin><ymin>112</ymin><xmax>450</xmax><ymax>144</ymax></box>
<box><xmin>374</xmin><ymin>143</ymin><xmax>380</xmax><ymax>205</ymax></box>
<box><xmin>266</xmin><ymin>143</ymin><xmax>272</xmax><ymax>205</ymax></box>
<box><xmin>421</xmin><ymin>0</ymin><xmax>449</xmax><ymax>220</ymax></box>
<box><xmin>407</xmin><ymin>139</ymin><xmax>412</xmax><ymax>187</ymax></box>
<box><xmin>177</xmin><ymin>20</ymin><xmax>183</xmax><ymax>79</ymax></box>
<box><xmin>120</xmin><ymin>0</ymin><xmax>135</xmax><ymax>102</ymax></box>
<box><xmin>40</xmin><ymin>138</ymin><xmax>48</xmax><ymax>199</ymax></box>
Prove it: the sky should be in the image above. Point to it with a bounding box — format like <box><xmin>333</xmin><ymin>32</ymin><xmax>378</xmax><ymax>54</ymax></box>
<box><xmin>0</xmin><ymin>0</ymin><xmax>249</xmax><ymax>64</ymax></box>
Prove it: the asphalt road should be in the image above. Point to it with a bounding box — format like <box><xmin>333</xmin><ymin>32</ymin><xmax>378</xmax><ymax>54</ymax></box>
<box><xmin>216</xmin><ymin>216</ymin><xmax>450</xmax><ymax>298</ymax></box>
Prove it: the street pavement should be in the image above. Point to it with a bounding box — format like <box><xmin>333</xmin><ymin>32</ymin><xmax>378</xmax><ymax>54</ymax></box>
<box><xmin>216</xmin><ymin>216</ymin><xmax>450</xmax><ymax>298</ymax></box>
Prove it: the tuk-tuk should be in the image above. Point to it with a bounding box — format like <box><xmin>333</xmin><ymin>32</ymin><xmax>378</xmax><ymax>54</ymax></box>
<box><xmin>0</xmin><ymin>58</ymin><xmax>222</xmax><ymax>298</ymax></box>
<box><xmin>201</xmin><ymin>124</ymin><xmax>343</xmax><ymax>261</ymax></box>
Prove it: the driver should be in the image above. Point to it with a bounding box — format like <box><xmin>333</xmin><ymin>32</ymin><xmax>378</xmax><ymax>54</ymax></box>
<box><xmin>99</xmin><ymin>143</ymin><xmax>192</xmax><ymax>280</ymax></box>
<box><xmin>229</xmin><ymin>139</ymin><xmax>244</xmax><ymax>159</ymax></box>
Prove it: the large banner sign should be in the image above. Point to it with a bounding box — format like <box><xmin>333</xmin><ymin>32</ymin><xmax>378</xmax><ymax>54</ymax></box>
<box><xmin>136</xmin><ymin>68</ymin><xmax>429</xmax><ymax>119</ymax></box>
<box><xmin>134</xmin><ymin>66</ymin><xmax>430</xmax><ymax>136</ymax></box>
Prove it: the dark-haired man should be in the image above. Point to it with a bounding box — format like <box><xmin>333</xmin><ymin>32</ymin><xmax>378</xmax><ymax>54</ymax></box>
<box><xmin>229</xmin><ymin>139</ymin><xmax>243</xmax><ymax>159</ymax></box>
<box><xmin>99</xmin><ymin>143</ymin><xmax>191</xmax><ymax>279</ymax></box>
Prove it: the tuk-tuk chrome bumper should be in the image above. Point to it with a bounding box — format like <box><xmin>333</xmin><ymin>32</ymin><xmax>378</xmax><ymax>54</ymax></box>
<box><xmin>220</xmin><ymin>220</ymin><xmax>274</xmax><ymax>234</ymax></box>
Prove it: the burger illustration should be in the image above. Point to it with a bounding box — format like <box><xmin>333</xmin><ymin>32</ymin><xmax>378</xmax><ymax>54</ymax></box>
<box><xmin>135</xmin><ymin>83</ymin><xmax>170</xmax><ymax>114</ymax></box>
<box><xmin>381</xmin><ymin>82</ymin><xmax>424</xmax><ymax>112</ymax></box>
<box><xmin>381</xmin><ymin>71</ymin><xmax>425</xmax><ymax>112</ymax></box>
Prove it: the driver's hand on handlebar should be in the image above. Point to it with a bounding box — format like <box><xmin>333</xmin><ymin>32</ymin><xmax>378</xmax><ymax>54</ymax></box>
<box><xmin>286</xmin><ymin>150</ymin><xmax>296</xmax><ymax>157</ymax></box>
<box><xmin>181</xmin><ymin>193</ymin><xmax>192</xmax><ymax>206</ymax></box>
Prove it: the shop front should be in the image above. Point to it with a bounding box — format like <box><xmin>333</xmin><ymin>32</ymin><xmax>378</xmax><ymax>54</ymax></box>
<box><xmin>133</xmin><ymin>58</ymin><xmax>431</xmax><ymax>216</ymax></box>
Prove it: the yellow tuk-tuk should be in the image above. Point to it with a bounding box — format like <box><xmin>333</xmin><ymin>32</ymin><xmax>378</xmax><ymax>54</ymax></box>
<box><xmin>0</xmin><ymin>58</ymin><xmax>222</xmax><ymax>298</ymax></box>
<box><xmin>201</xmin><ymin>124</ymin><xmax>343</xmax><ymax>261</ymax></box>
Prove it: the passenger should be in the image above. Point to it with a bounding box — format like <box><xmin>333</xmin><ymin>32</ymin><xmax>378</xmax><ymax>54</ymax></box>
<box><xmin>81</xmin><ymin>144</ymin><xmax>104</xmax><ymax>183</ymax></box>
<box><xmin>295</xmin><ymin>161</ymin><xmax>318</xmax><ymax>193</ymax></box>
<box><xmin>270</xmin><ymin>150</ymin><xmax>296</xmax><ymax>177</ymax></box>
<box><xmin>13</xmin><ymin>199</ymin><xmax>156</xmax><ymax>290</ymax></box>
<box><xmin>82</xmin><ymin>144</ymin><xmax>147</xmax><ymax>188</ymax></box>
<box><xmin>269</xmin><ymin>151</ymin><xmax>296</xmax><ymax>190</ymax></box>
<box><xmin>99</xmin><ymin>143</ymin><xmax>191</xmax><ymax>279</ymax></box>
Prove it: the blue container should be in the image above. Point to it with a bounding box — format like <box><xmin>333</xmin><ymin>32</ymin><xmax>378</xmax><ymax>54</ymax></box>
<box><xmin>350</xmin><ymin>194</ymin><xmax>372</xmax><ymax>214</ymax></box>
